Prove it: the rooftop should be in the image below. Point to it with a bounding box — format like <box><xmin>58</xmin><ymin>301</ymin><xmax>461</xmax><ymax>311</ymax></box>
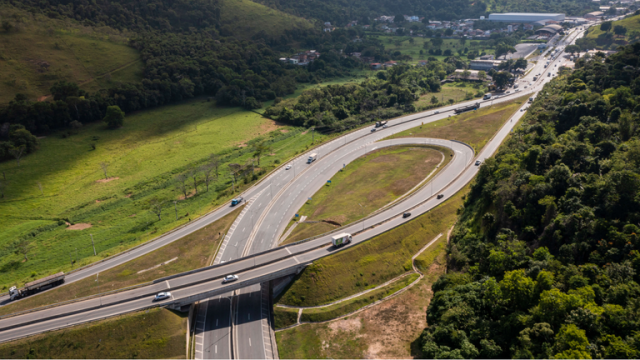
<box><xmin>489</xmin><ymin>12</ymin><xmax>565</xmax><ymax>16</ymax></box>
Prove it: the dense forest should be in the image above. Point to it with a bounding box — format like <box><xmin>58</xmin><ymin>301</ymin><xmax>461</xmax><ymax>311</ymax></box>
<box><xmin>264</xmin><ymin>61</ymin><xmax>468</xmax><ymax>132</ymax></box>
<box><xmin>255</xmin><ymin>0</ymin><xmax>597</xmax><ymax>26</ymax></box>
<box><xmin>420</xmin><ymin>44</ymin><xmax>640</xmax><ymax>358</ymax></box>
<box><xmin>0</xmin><ymin>0</ymin><xmax>368</xmax><ymax>160</ymax></box>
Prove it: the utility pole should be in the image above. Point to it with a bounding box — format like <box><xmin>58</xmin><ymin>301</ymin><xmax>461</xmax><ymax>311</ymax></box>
<box><xmin>90</xmin><ymin>234</ymin><xmax>96</xmax><ymax>256</ymax></box>
<box><xmin>174</xmin><ymin>201</ymin><xmax>178</xmax><ymax>220</ymax></box>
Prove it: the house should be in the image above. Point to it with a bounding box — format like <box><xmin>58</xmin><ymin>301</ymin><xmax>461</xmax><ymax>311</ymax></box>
<box><xmin>370</xmin><ymin>63</ymin><xmax>383</xmax><ymax>70</ymax></box>
<box><xmin>351</xmin><ymin>52</ymin><xmax>362</xmax><ymax>58</ymax></box>
<box><xmin>479</xmin><ymin>54</ymin><xmax>494</xmax><ymax>60</ymax></box>
<box><xmin>469</xmin><ymin>60</ymin><xmax>503</xmax><ymax>70</ymax></box>
<box><xmin>449</xmin><ymin>69</ymin><xmax>489</xmax><ymax>81</ymax></box>
<box><xmin>287</xmin><ymin>58</ymin><xmax>299</xmax><ymax>65</ymax></box>
<box><xmin>384</xmin><ymin>61</ymin><xmax>397</xmax><ymax>68</ymax></box>
<box><xmin>417</xmin><ymin>60</ymin><xmax>428</xmax><ymax>66</ymax></box>
<box><xmin>585</xmin><ymin>11</ymin><xmax>604</xmax><ymax>19</ymax></box>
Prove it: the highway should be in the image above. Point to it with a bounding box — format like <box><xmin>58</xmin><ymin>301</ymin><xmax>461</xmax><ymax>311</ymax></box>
<box><xmin>0</xmin><ymin>24</ymin><xmax>588</xmax><ymax>359</ymax></box>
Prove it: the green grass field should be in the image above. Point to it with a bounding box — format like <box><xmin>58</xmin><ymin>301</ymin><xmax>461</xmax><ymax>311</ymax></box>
<box><xmin>274</xmin><ymin>307</ymin><xmax>300</xmax><ymax>329</ymax></box>
<box><xmin>0</xmin><ymin>308</ymin><xmax>186</xmax><ymax>358</ymax></box>
<box><xmin>276</xmin><ymin>187</ymin><xmax>465</xmax><ymax>307</ymax></box>
<box><xmin>416</xmin><ymin>82</ymin><xmax>487</xmax><ymax>108</ymax></box>
<box><xmin>0</xmin><ymin>99</ymin><xmax>327</xmax><ymax>291</ymax></box>
<box><xmin>585</xmin><ymin>14</ymin><xmax>640</xmax><ymax>48</ymax></box>
<box><xmin>370</xmin><ymin>35</ymin><xmax>495</xmax><ymax>62</ymax></box>
<box><xmin>390</xmin><ymin>95</ymin><xmax>528</xmax><ymax>152</ymax></box>
<box><xmin>0</xmin><ymin>206</ymin><xmax>241</xmax><ymax>316</ymax></box>
<box><xmin>0</xmin><ymin>5</ymin><xmax>143</xmax><ymax>103</ymax></box>
<box><xmin>219</xmin><ymin>0</ymin><xmax>312</xmax><ymax>39</ymax></box>
<box><xmin>300</xmin><ymin>273</ymin><xmax>419</xmax><ymax>323</ymax></box>
<box><xmin>282</xmin><ymin>145</ymin><xmax>449</xmax><ymax>244</ymax></box>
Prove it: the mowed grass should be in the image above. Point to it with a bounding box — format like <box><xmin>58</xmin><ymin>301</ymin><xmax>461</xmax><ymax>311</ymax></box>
<box><xmin>390</xmin><ymin>95</ymin><xmax>528</xmax><ymax>152</ymax></box>
<box><xmin>0</xmin><ymin>308</ymin><xmax>186</xmax><ymax>359</ymax></box>
<box><xmin>0</xmin><ymin>98</ymin><xmax>327</xmax><ymax>290</ymax></box>
<box><xmin>300</xmin><ymin>273</ymin><xmax>419</xmax><ymax>323</ymax></box>
<box><xmin>414</xmin><ymin>234</ymin><xmax>448</xmax><ymax>273</ymax></box>
<box><xmin>0</xmin><ymin>5</ymin><xmax>142</xmax><ymax>103</ymax></box>
<box><xmin>0</xmin><ymin>206</ymin><xmax>241</xmax><ymax>316</ymax></box>
<box><xmin>416</xmin><ymin>82</ymin><xmax>487</xmax><ymax>108</ymax></box>
<box><xmin>370</xmin><ymin>35</ymin><xmax>495</xmax><ymax>62</ymax></box>
<box><xmin>276</xmin><ymin>239</ymin><xmax>448</xmax><ymax>359</ymax></box>
<box><xmin>282</xmin><ymin>145</ymin><xmax>448</xmax><ymax>244</ymax></box>
<box><xmin>274</xmin><ymin>307</ymin><xmax>299</xmax><ymax>329</ymax></box>
<box><xmin>219</xmin><ymin>0</ymin><xmax>312</xmax><ymax>39</ymax></box>
<box><xmin>277</xmin><ymin>186</ymin><xmax>466</xmax><ymax>307</ymax></box>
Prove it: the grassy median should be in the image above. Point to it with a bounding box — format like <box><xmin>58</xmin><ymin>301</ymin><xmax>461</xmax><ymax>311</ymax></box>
<box><xmin>281</xmin><ymin>145</ymin><xmax>450</xmax><ymax>244</ymax></box>
<box><xmin>0</xmin><ymin>308</ymin><xmax>186</xmax><ymax>358</ymax></box>
<box><xmin>0</xmin><ymin>206</ymin><xmax>242</xmax><ymax>316</ymax></box>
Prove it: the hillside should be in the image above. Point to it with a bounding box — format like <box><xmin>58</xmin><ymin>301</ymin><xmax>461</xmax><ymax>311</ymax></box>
<box><xmin>219</xmin><ymin>0</ymin><xmax>313</xmax><ymax>39</ymax></box>
<box><xmin>0</xmin><ymin>5</ymin><xmax>143</xmax><ymax>104</ymax></box>
<box><xmin>485</xmin><ymin>0</ymin><xmax>597</xmax><ymax>16</ymax></box>
<box><xmin>584</xmin><ymin>13</ymin><xmax>640</xmax><ymax>49</ymax></box>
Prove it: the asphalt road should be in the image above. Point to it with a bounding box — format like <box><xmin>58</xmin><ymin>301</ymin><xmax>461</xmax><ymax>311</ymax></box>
<box><xmin>0</xmin><ymin>25</ymin><xmax>589</xmax><ymax>356</ymax></box>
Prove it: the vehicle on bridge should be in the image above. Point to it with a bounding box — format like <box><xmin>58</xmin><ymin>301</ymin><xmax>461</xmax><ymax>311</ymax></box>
<box><xmin>454</xmin><ymin>103</ymin><xmax>480</xmax><ymax>114</ymax></box>
<box><xmin>9</xmin><ymin>272</ymin><xmax>65</xmax><ymax>301</ymax></box>
<box><xmin>331</xmin><ymin>233</ymin><xmax>352</xmax><ymax>247</ymax></box>
<box><xmin>222</xmin><ymin>274</ymin><xmax>239</xmax><ymax>283</ymax></box>
<box><xmin>307</xmin><ymin>153</ymin><xmax>317</xmax><ymax>163</ymax></box>
<box><xmin>154</xmin><ymin>292</ymin><xmax>171</xmax><ymax>301</ymax></box>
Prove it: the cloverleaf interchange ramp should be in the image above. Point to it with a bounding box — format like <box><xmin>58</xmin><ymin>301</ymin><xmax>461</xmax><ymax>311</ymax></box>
<box><xmin>0</xmin><ymin>24</ymin><xmax>586</xmax><ymax>353</ymax></box>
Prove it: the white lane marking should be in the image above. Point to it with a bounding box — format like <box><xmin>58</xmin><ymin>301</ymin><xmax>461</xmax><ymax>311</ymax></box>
<box><xmin>215</xmin><ymin>345</ymin><xmax>217</xmax><ymax>354</ymax></box>
<box><xmin>165</xmin><ymin>280</ymin><xmax>170</xmax><ymax>289</ymax></box>
<box><xmin>285</xmin><ymin>247</ymin><xmax>291</xmax><ymax>254</ymax></box>
<box><xmin>243</xmin><ymin>227</ymin><xmax>245</xmax><ymax>232</ymax></box>
<box><xmin>249</xmin><ymin>338</ymin><xmax>252</xmax><ymax>347</ymax></box>
<box><xmin>293</xmin><ymin>256</ymin><xmax>300</xmax><ymax>264</ymax></box>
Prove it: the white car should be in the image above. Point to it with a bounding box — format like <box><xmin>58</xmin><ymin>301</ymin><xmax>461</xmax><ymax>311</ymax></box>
<box><xmin>222</xmin><ymin>275</ymin><xmax>238</xmax><ymax>283</ymax></box>
<box><xmin>285</xmin><ymin>164</ymin><xmax>292</xmax><ymax>170</ymax></box>
<box><xmin>154</xmin><ymin>292</ymin><xmax>171</xmax><ymax>301</ymax></box>
<box><xmin>383</xmin><ymin>125</ymin><xmax>388</xmax><ymax>129</ymax></box>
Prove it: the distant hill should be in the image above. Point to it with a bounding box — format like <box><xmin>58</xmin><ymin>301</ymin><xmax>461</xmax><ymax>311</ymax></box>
<box><xmin>584</xmin><ymin>13</ymin><xmax>640</xmax><ymax>49</ymax></box>
<box><xmin>485</xmin><ymin>0</ymin><xmax>598</xmax><ymax>17</ymax></box>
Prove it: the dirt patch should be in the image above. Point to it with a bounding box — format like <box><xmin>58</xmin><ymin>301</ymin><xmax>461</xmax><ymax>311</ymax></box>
<box><xmin>96</xmin><ymin>177</ymin><xmax>119</xmax><ymax>183</ymax></box>
<box><xmin>129</xmin><ymin>214</ymin><xmax>136</xmax><ymax>217</ymax></box>
<box><xmin>37</xmin><ymin>95</ymin><xmax>50</xmax><ymax>102</ymax></box>
<box><xmin>324</xmin><ymin>214</ymin><xmax>347</xmax><ymax>225</ymax></box>
<box><xmin>95</xmin><ymin>199</ymin><xmax>101</xmax><ymax>203</ymax></box>
<box><xmin>67</xmin><ymin>223</ymin><xmax>92</xmax><ymax>230</ymax></box>
<box><xmin>328</xmin><ymin>317</ymin><xmax>361</xmax><ymax>335</ymax></box>
<box><xmin>177</xmin><ymin>189</ymin><xmax>196</xmax><ymax>200</ymax></box>
<box><xmin>237</xmin><ymin>143</ymin><xmax>248</xmax><ymax>148</ymax></box>
<box><xmin>260</xmin><ymin>120</ymin><xmax>287</xmax><ymax>134</ymax></box>
<box><xmin>125</xmin><ymin>193</ymin><xmax>133</xmax><ymax>198</ymax></box>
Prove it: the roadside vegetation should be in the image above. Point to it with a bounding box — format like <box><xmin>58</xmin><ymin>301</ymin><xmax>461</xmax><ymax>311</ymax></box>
<box><xmin>0</xmin><ymin>308</ymin><xmax>186</xmax><ymax>359</ymax></box>
<box><xmin>0</xmin><ymin>98</ymin><xmax>326</xmax><ymax>291</ymax></box>
<box><xmin>0</xmin><ymin>206</ymin><xmax>241</xmax><ymax>316</ymax></box>
<box><xmin>282</xmin><ymin>145</ymin><xmax>449</xmax><ymax>243</ymax></box>
<box><xmin>389</xmin><ymin>95</ymin><xmax>528</xmax><ymax>152</ymax></box>
<box><xmin>276</xmin><ymin>229</ymin><xmax>448</xmax><ymax>358</ymax></box>
<box><xmin>415</xmin><ymin>82</ymin><xmax>487</xmax><ymax>108</ymax></box>
<box><xmin>274</xmin><ymin>307</ymin><xmax>299</xmax><ymax>329</ymax></box>
<box><xmin>582</xmin><ymin>12</ymin><xmax>640</xmax><ymax>50</ymax></box>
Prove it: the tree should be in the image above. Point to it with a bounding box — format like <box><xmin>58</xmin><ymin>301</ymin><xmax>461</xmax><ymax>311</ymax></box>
<box><xmin>103</xmin><ymin>105</ymin><xmax>125</xmax><ymax>129</ymax></box>
<box><xmin>495</xmin><ymin>43</ymin><xmax>516</xmax><ymax>59</ymax></box>
<box><xmin>229</xmin><ymin>163</ymin><xmax>243</xmax><ymax>184</ymax></box>
<box><xmin>209</xmin><ymin>154</ymin><xmax>221</xmax><ymax>176</ymax></box>
<box><xmin>394</xmin><ymin>14</ymin><xmax>404</xmax><ymax>24</ymax></box>
<box><xmin>493</xmin><ymin>71</ymin><xmax>513</xmax><ymax>89</ymax></box>
<box><xmin>614</xmin><ymin>25</ymin><xmax>627</xmax><ymax>36</ymax></box>
<box><xmin>252</xmin><ymin>141</ymin><xmax>272</xmax><ymax>165</ymax></box>
<box><xmin>189</xmin><ymin>168</ymin><xmax>199</xmax><ymax>195</ymax></box>
<box><xmin>565</xmin><ymin>45</ymin><xmax>581</xmax><ymax>56</ymax></box>
<box><xmin>431</xmin><ymin>38</ymin><xmax>444</xmax><ymax>48</ymax></box>
<box><xmin>461</xmin><ymin>70</ymin><xmax>471</xmax><ymax>80</ymax></box>
<box><xmin>478</xmin><ymin>70</ymin><xmax>486</xmax><ymax>80</ymax></box>
<box><xmin>99</xmin><ymin>162</ymin><xmax>109</xmax><ymax>179</ymax></box>
<box><xmin>600</xmin><ymin>21</ymin><xmax>612</xmax><ymax>32</ymax></box>
<box><xmin>431</xmin><ymin>95</ymin><xmax>439</xmax><ymax>104</ymax></box>
<box><xmin>9</xmin><ymin>146</ymin><xmax>25</xmax><ymax>166</ymax></box>
<box><xmin>201</xmin><ymin>163</ymin><xmax>216</xmax><ymax>192</ymax></box>
<box><xmin>2</xmin><ymin>20</ymin><xmax>13</xmax><ymax>32</ymax></box>
<box><xmin>149</xmin><ymin>198</ymin><xmax>164</xmax><ymax>221</ymax></box>
<box><xmin>448</xmin><ymin>98</ymin><xmax>455</xmax><ymax>104</ymax></box>
<box><xmin>175</xmin><ymin>174</ymin><xmax>189</xmax><ymax>199</ymax></box>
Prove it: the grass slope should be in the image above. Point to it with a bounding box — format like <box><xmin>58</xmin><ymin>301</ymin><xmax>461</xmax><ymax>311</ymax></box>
<box><xmin>0</xmin><ymin>308</ymin><xmax>186</xmax><ymax>359</ymax></box>
<box><xmin>0</xmin><ymin>99</ymin><xmax>326</xmax><ymax>290</ymax></box>
<box><xmin>282</xmin><ymin>145</ymin><xmax>448</xmax><ymax>244</ymax></box>
<box><xmin>370</xmin><ymin>35</ymin><xmax>495</xmax><ymax>63</ymax></box>
<box><xmin>585</xmin><ymin>14</ymin><xmax>640</xmax><ymax>48</ymax></box>
<box><xmin>277</xmin><ymin>187</ymin><xmax>466</xmax><ymax>307</ymax></box>
<box><xmin>0</xmin><ymin>206</ymin><xmax>241</xmax><ymax>316</ymax></box>
<box><xmin>276</xmin><ymin>231</ymin><xmax>449</xmax><ymax>358</ymax></box>
<box><xmin>0</xmin><ymin>5</ymin><xmax>142</xmax><ymax>103</ymax></box>
<box><xmin>390</xmin><ymin>95</ymin><xmax>528</xmax><ymax>152</ymax></box>
<box><xmin>219</xmin><ymin>0</ymin><xmax>313</xmax><ymax>39</ymax></box>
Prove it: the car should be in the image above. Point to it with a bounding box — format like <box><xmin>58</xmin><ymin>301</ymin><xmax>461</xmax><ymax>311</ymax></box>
<box><xmin>434</xmin><ymin>111</ymin><xmax>440</xmax><ymax>114</ymax></box>
<box><xmin>222</xmin><ymin>274</ymin><xmax>238</xmax><ymax>283</ymax></box>
<box><xmin>154</xmin><ymin>292</ymin><xmax>171</xmax><ymax>301</ymax></box>
<box><xmin>506</xmin><ymin>91</ymin><xmax>511</xmax><ymax>94</ymax></box>
<box><xmin>475</xmin><ymin>160</ymin><xmax>481</xmax><ymax>166</ymax></box>
<box><xmin>437</xmin><ymin>194</ymin><xmax>444</xmax><ymax>199</ymax></box>
<box><xmin>383</xmin><ymin>125</ymin><xmax>388</xmax><ymax>128</ymax></box>
<box><xmin>524</xmin><ymin>86</ymin><xmax>528</xmax><ymax>89</ymax></box>
<box><xmin>403</xmin><ymin>212</ymin><xmax>411</xmax><ymax>218</ymax></box>
<box><xmin>285</xmin><ymin>164</ymin><xmax>292</xmax><ymax>170</ymax></box>
<box><xmin>371</xmin><ymin>128</ymin><xmax>377</xmax><ymax>132</ymax></box>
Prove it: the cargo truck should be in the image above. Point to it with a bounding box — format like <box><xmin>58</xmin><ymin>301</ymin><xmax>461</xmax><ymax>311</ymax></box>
<box><xmin>9</xmin><ymin>272</ymin><xmax>65</xmax><ymax>300</ymax></box>
<box><xmin>331</xmin><ymin>233</ymin><xmax>352</xmax><ymax>247</ymax></box>
<box><xmin>375</xmin><ymin>121</ymin><xmax>387</xmax><ymax>128</ymax></box>
<box><xmin>454</xmin><ymin>102</ymin><xmax>480</xmax><ymax>114</ymax></box>
<box><xmin>483</xmin><ymin>93</ymin><xmax>492</xmax><ymax>100</ymax></box>
<box><xmin>307</xmin><ymin>153</ymin><xmax>317</xmax><ymax>163</ymax></box>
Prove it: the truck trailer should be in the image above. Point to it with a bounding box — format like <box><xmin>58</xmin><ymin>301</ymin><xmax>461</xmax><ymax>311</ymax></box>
<box><xmin>454</xmin><ymin>102</ymin><xmax>480</xmax><ymax>114</ymax></box>
<box><xmin>9</xmin><ymin>272</ymin><xmax>65</xmax><ymax>300</ymax></box>
<box><xmin>375</xmin><ymin>121</ymin><xmax>388</xmax><ymax>128</ymax></box>
<box><xmin>307</xmin><ymin>153</ymin><xmax>317</xmax><ymax>163</ymax></box>
<box><xmin>331</xmin><ymin>233</ymin><xmax>352</xmax><ymax>247</ymax></box>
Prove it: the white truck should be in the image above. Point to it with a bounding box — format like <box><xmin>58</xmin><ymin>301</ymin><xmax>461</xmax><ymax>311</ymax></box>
<box><xmin>9</xmin><ymin>272</ymin><xmax>65</xmax><ymax>300</ymax></box>
<box><xmin>331</xmin><ymin>233</ymin><xmax>352</xmax><ymax>247</ymax></box>
<box><xmin>483</xmin><ymin>93</ymin><xmax>492</xmax><ymax>100</ymax></box>
<box><xmin>307</xmin><ymin>153</ymin><xmax>317</xmax><ymax>164</ymax></box>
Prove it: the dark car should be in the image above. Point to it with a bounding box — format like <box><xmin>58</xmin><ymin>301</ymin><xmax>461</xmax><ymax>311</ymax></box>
<box><xmin>403</xmin><ymin>212</ymin><xmax>411</xmax><ymax>218</ymax></box>
<box><xmin>437</xmin><ymin>194</ymin><xmax>444</xmax><ymax>199</ymax></box>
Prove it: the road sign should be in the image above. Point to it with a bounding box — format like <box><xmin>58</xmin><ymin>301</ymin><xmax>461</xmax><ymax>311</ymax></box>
<box><xmin>295</xmin><ymin>214</ymin><xmax>299</xmax><ymax>217</ymax></box>
<box><xmin>327</xmin><ymin>180</ymin><xmax>331</xmax><ymax>184</ymax></box>
<box><xmin>308</xmin><ymin>197</ymin><xmax>312</xmax><ymax>201</ymax></box>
